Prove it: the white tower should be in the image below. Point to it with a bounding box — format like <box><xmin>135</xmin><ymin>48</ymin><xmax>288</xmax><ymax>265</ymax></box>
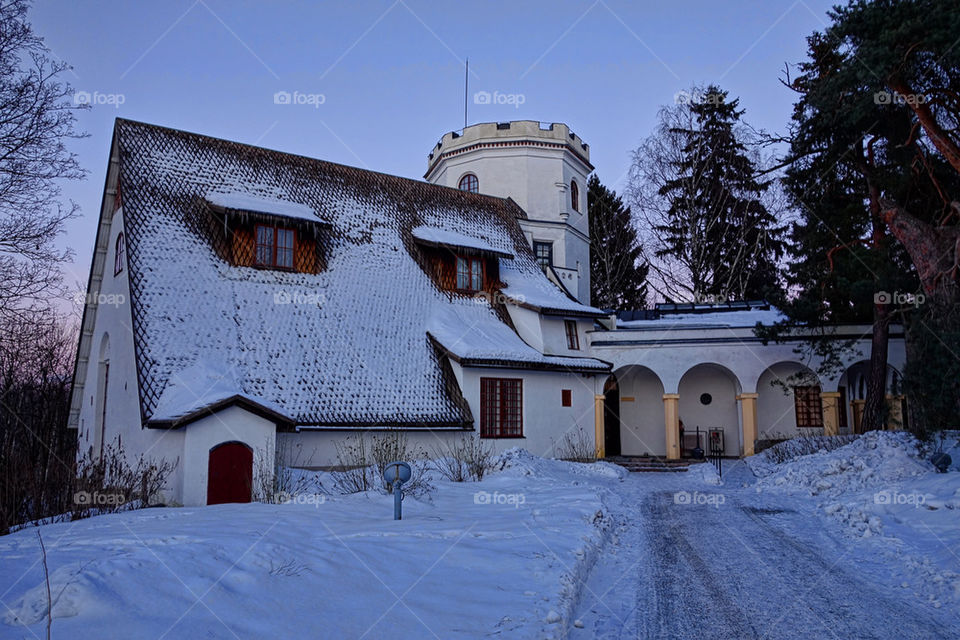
<box><xmin>424</xmin><ymin>121</ymin><xmax>593</xmax><ymax>305</ymax></box>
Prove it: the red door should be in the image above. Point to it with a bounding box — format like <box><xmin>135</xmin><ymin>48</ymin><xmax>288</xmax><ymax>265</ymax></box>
<box><xmin>207</xmin><ymin>442</ymin><xmax>253</xmax><ymax>505</ymax></box>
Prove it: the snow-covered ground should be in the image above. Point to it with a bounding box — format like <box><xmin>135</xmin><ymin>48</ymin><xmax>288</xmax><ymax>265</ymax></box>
<box><xmin>749</xmin><ymin>431</ymin><xmax>960</xmax><ymax>611</ymax></box>
<box><xmin>2</xmin><ymin>436</ymin><xmax>959</xmax><ymax>639</ymax></box>
<box><xmin>0</xmin><ymin>452</ymin><xmax>624</xmax><ymax>639</ymax></box>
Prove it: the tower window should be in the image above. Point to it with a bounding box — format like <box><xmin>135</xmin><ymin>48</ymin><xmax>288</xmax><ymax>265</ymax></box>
<box><xmin>570</xmin><ymin>180</ymin><xmax>580</xmax><ymax>212</ymax></box>
<box><xmin>458</xmin><ymin>173</ymin><xmax>479</xmax><ymax>193</ymax></box>
<box><xmin>533</xmin><ymin>241</ymin><xmax>553</xmax><ymax>272</ymax></box>
<box><xmin>114</xmin><ymin>233</ymin><xmax>125</xmax><ymax>276</ymax></box>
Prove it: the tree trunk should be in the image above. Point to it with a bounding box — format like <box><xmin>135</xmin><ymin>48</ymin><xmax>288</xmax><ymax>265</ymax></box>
<box><xmin>860</xmin><ymin>300</ymin><xmax>891</xmax><ymax>431</ymax></box>
<box><xmin>880</xmin><ymin>201</ymin><xmax>960</xmax><ymax>305</ymax></box>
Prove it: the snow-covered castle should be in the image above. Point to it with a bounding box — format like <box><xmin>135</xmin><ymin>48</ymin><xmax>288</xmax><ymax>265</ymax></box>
<box><xmin>69</xmin><ymin>119</ymin><xmax>907</xmax><ymax>506</ymax></box>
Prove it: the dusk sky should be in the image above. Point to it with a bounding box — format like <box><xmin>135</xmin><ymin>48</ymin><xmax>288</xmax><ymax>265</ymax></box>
<box><xmin>33</xmin><ymin>0</ymin><xmax>837</xmax><ymax>286</ymax></box>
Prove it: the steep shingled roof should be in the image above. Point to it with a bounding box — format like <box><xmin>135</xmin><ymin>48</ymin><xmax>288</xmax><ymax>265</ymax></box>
<box><xmin>114</xmin><ymin>119</ymin><xmax>606</xmax><ymax>428</ymax></box>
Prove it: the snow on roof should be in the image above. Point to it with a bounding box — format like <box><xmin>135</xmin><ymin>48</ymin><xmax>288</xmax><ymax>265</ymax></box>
<box><xmin>151</xmin><ymin>358</ymin><xmax>290</xmax><ymax>425</ymax></box>
<box><xmin>411</xmin><ymin>225</ymin><xmax>513</xmax><ymax>258</ymax></box>
<box><xmin>616</xmin><ymin>307</ymin><xmax>787</xmax><ymax>330</ymax></box>
<box><xmin>205</xmin><ymin>191</ymin><xmax>328</xmax><ymax>224</ymax></box>
<box><xmin>426</xmin><ymin>303</ymin><xmax>609</xmax><ymax>371</ymax></box>
<box><xmin>500</xmin><ymin>260</ymin><xmax>605</xmax><ymax>316</ymax></box>
<box><xmin>114</xmin><ymin>119</ymin><xmax>591</xmax><ymax>426</ymax></box>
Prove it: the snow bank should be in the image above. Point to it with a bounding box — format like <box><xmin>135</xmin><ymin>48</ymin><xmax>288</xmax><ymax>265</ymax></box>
<box><xmin>747</xmin><ymin>435</ymin><xmax>858</xmax><ymax>477</ymax></box>
<box><xmin>754</xmin><ymin>431</ymin><xmax>931</xmax><ymax>498</ymax></box>
<box><xmin>752</xmin><ymin>431</ymin><xmax>960</xmax><ymax>608</ymax></box>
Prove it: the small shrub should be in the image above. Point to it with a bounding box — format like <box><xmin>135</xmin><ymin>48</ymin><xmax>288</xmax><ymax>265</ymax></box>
<box><xmin>254</xmin><ymin>436</ymin><xmax>319</xmax><ymax>503</ymax></box>
<box><xmin>329</xmin><ymin>431</ymin><xmax>434</xmax><ymax>500</ymax></box>
<box><xmin>432</xmin><ymin>435</ymin><xmax>495</xmax><ymax>482</ymax></box>
<box><xmin>554</xmin><ymin>426</ymin><xmax>596</xmax><ymax>463</ymax></box>
<box><xmin>70</xmin><ymin>440</ymin><xmax>177</xmax><ymax>521</ymax></box>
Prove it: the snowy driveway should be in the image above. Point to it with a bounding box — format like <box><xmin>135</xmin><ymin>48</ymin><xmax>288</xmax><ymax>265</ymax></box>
<box><xmin>574</xmin><ymin>466</ymin><xmax>959</xmax><ymax>640</ymax></box>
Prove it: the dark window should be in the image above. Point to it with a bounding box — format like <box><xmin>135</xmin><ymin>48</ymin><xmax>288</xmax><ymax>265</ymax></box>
<box><xmin>561</xmin><ymin>389</ymin><xmax>572</xmax><ymax>407</ymax></box>
<box><xmin>838</xmin><ymin>386</ymin><xmax>848</xmax><ymax>429</ymax></box>
<box><xmin>794</xmin><ymin>386</ymin><xmax>824</xmax><ymax>428</ymax></box>
<box><xmin>114</xmin><ymin>233</ymin><xmax>125</xmax><ymax>276</ymax></box>
<box><xmin>570</xmin><ymin>180</ymin><xmax>580</xmax><ymax>212</ymax></box>
<box><xmin>458</xmin><ymin>173</ymin><xmax>479</xmax><ymax>193</ymax></box>
<box><xmin>480</xmin><ymin>378</ymin><xmax>523</xmax><ymax>437</ymax></box>
<box><xmin>564</xmin><ymin>320</ymin><xmax>580</xmax><ymax>350</ymax></box>
<box><xmin>534</xmin><ymin>241</ymin><xmax>553</xmax><ymax>272</ymax></box>
<box><xmin>255</xmin><ymin>224</ymin><xmax>295</xmax><ymax>269</ymax></box>
<box><xmin>455</xmin><ymin>255</ymin><xmax>484</xmax><ymax>291</ymax></box>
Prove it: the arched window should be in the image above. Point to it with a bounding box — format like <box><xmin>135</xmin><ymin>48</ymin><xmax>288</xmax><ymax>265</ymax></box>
<box><xmin>114</xmin><ymin>233</ymin><xmax>125</xmax><ymax>276</ymax></box>
<box><xmin>458</xmin><ymin>173</ymin><xmax>479</xmax><ymax>193</ymax></box>
<box><xmin>570</xmin><ymin>180</ymin><xmax>580</xmax><ymax>212</ymax></box>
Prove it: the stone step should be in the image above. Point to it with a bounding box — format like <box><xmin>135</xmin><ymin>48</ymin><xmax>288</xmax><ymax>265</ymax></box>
<box><xmin>605</xmin><ymin>456</ymin><xmax>706</xmax><ymax>473</ymax></box>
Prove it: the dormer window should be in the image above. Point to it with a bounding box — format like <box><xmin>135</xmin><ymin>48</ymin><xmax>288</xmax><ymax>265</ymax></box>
<box><xmin>255</xmin><ymin>224</ymin><xmax>295</xmax><ymax>269</ymax></box>
<box><xmin>456</xmin><ymin>255</ymin><xmax>484</xmax><ymax>291</ymax></box>
<box><xmin>458</xmin><ymin>173</ymin><xmax>479</xmax><ymax>193</ymax></box>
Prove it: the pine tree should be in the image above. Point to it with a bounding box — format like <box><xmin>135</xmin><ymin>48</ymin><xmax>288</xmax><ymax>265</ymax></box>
<box><xmin>775</xmin><ymin>1</ymin><xmax>960</xmax><ymax>433</ymax></box>
<box><xmin>636</xmin><ymin>86</ymin><xmax>785</xmax><ymax>303</ymax></box>
<box><xmin>588</xmin><ymin>175</ymin><xmax>648</xmax><ymax>310</ymax></box>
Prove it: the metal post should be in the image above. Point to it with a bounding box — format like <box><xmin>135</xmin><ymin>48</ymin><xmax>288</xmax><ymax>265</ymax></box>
<box><xmin>394</xmin><ymin>479</ymin><xmax>404</xmax><ymax>520</ymax></box>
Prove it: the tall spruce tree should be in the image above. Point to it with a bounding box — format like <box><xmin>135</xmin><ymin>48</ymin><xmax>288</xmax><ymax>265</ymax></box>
<box><xmin>633</xmin><ymin>86</ymin><xmax>785</xmax><ymax>303</ymax></box>
<box><xmin>588</xmin><ymin>175</ymin><xmax>649</xmax><ymax>310</ymax></box>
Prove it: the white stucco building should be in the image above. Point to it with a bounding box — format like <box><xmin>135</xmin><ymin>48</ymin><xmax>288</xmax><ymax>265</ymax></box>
<box><xmin>69</xmin><ymin>118</ymin><xmax>906</xmax><ymax>507</ymax></box>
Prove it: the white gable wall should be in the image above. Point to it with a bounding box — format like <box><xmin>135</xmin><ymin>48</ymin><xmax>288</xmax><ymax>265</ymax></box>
<box><xmin>181</xmin><ymin>406</ymin><xmax>276</xmax><ymax>507</ymax></box>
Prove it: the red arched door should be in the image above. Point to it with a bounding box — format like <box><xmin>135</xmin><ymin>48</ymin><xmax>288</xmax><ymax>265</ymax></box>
<box><xmin>207</xmin><ymin>441</ymin><xmax>253</xmax><ymax>505</ymax></box>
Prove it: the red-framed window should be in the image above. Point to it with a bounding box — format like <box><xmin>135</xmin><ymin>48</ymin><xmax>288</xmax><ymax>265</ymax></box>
<box><xmin>114</xmin><ymin>233</ymin><xmax>125</xmax><ymax>276</ymax></box>
<box><xmin>480</xmin><ymin>378</ymin><xmax>523</xmax><ymax>438</ymax></box>
<box><xmin>456</xmin><ymin>255</ymin><xmax>484</xmax><ymax>291</ymax></box>
<box><xmin>570</xmin><ymin>180</ymin><xmax>580</xmax><ymax>212</ymax></box>
<box><xmin>458</xmin><ymin>173</ymin><xmax>479</xmax><ymax>193</ymax></box>
<box><xmin>561</xmin><ymin>389</ymin><xmax>572</xmax><ymax>407</ymax></box>
<box><xmin>794</xmin><ymin>386</ymin><xmax>824</xmax><ymax>428</ymax></box>
<box><xmin>564</xmin><ymin>319</ymin><xmax>580</xmax><ymax>350</ymax></box>
<box><xmin>255</xmin><ymin>224</ymin><xmax>295</xmax><ymax>269</ymax></box>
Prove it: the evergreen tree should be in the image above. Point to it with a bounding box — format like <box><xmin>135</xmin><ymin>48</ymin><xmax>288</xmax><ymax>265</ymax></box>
<box><xmin>773</xmin><ymin>1</ymin><xmax>960</xmax><ymax>434</ymax></box>
<box><xmin>633</xmin><ymin>86</ymin><xmax>785</xmax><ymax>303</ymax></box>
<box><xmin>588</xmin><ymin>175</ymin><xmax>649</xmax><ymax>310</ymax></box>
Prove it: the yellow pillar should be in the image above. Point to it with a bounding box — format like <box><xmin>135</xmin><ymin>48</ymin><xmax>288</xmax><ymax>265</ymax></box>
<box><xmin>663</xmin><ymin>394</ymin><xmax>680</xmax><ymax>460</ymax></box>
<box><xmin>737</xmin><ymin>393</ymin><xmax>759</xmax><ymax>457</ymax></box>
<box><xmin>594</xmin><ymin>395</ymin><xmax>605</xmax><ymax>459</ymax></box>
<box><xmin>885</xmin><ymin>395</ymin><xmax>905</xmax><ymax>430</ymax></box>
<box><xmin>851</xmin><ymin>399</ymin><xmax>865</xmax><ymax>434</ymax></box>
<box><xmin>821</xmin><ymin>392</ymin><xmax>841</xmax><ymax>436</ymax></box>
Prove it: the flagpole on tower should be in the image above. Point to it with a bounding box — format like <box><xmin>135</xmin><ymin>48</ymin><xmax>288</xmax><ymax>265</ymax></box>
<box><xmin>464</xmin><ymin>58</ymin><xmax>468</xmax><ymax>129</ymax></box>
